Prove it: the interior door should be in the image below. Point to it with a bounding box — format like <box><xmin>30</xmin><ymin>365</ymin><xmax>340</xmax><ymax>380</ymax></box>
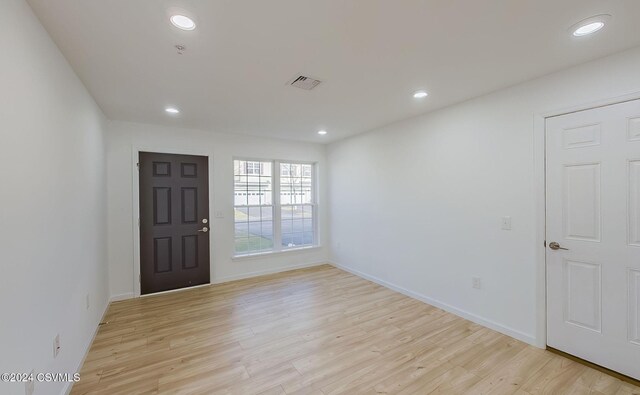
<box><xmin>546</xmin><ymin>99</ymin><xmax>640</xmax><ymax>380</ymax></box>
<box><xmin>139</xmin><ymin>152</ymin><xmax>210</xmax><ymax>294</ymax></box>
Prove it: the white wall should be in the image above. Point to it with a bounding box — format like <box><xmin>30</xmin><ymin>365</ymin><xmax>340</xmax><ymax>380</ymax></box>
<box><xmin>107</xmin><ymin>121</ymin><xmax>328</xmax><ymax>299</ymax></box>
<box><xmin>327</xmin><ymin>46</ymin><xmax>640</xmax><ymax>346</ymax></box>
<box><xmin>0</xmin><ymin>1</ymin><xmax>108</xmax><ymax>395</ymax></box>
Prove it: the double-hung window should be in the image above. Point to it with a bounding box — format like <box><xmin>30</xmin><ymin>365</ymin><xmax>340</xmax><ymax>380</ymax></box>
<box><xmin>234</xmin><ymin>159</ymin><xmax>316</xmax><ymax>256</ymax></box>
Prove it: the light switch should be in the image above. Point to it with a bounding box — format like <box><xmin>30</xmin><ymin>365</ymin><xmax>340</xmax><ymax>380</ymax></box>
<box><xmin>501</xmin><ymin>216</ymin><xmax>512</xmax><ymax>230</ymax></box>
<box><xmin>215</xmin><ymin>210</ymin><xmax>224</xmax><ymax>219</ymax></box>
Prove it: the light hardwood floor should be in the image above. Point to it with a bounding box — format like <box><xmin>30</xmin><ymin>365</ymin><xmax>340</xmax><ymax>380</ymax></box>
<box><xmin>72</xmin><ymin>265</ymin><xmax>640</xmax><ymax>395</ymax></box>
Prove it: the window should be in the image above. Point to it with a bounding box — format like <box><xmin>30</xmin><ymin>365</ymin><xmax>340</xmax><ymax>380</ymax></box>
<box><xmin>234</xmin><ymin>160</ymin><xmax>273</xmax><ymax>254</ymax></box>
<box><xmin>280</xmin><ymin>163</ymin><xmax>314</xmax><ymax>249</ymax></box>
<box><xmin>234</xmin><ymin>159</ymin><xmax>316</xmax><ymax>256</ymax></box>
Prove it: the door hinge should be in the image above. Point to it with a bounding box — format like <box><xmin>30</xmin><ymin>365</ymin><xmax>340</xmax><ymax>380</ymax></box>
<box><xmin>543</xmin><ymin>240</ymin><xmax>547</xmax><ymax>247</ymax></box>
<box><xmin>136</xmin><ymin>162</ymin><xmax>140</xmax><ymax>170</ymax></box>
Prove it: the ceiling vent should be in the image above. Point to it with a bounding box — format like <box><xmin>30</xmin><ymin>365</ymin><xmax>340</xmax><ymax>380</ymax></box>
<box><xmin>288</xmin><ymin>75</ymin><xmax>322</xmax><ymax>90</ymax></box>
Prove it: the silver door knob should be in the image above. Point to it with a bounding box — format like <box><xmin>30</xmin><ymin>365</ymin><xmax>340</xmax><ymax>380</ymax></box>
<box><xmin>197</xmin><ymin>227</ymin><xmax>209</xmax><ymax>233</ymax></box>
<box><xmin>549</xmin><ymin>242</ymin><xmax>568</xmax><ymax>251</ymax></box>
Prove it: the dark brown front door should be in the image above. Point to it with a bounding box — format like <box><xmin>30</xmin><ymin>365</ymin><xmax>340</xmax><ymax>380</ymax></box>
<box><xmin>139</xmin><ymin>152</ymin><xmax>210</xmax><ymax>294</ymax></box>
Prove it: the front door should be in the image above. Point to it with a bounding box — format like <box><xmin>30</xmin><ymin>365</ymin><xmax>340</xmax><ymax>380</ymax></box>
<box><xmin>546</xmin><ymin>99</ymin><xmax>640</xmax><ymax>380</ymax></box>
<box><xmin>139</xmin><ymin>152</ymin><xmax>210</xmax><ymax>294</ymax></box>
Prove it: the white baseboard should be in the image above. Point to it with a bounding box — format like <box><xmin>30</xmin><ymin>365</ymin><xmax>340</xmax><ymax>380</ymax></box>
<box><xmin>330</xmin><ymin>261</ymin><xmax>537</xmax><ymax>347</ymax></box>
<box><xmin>61</xmin><ymin>298</ymin><xmax>111</xmax><ymax>395</ymax></box>
<box><xmin>110</xmin><ymin>292</ymin><xmax>135</xmax><ymax>302</ymax></box>
<box><xmin>211</xmin><ymin>261</ymin><xmax>327</xmax><ymax>284</ymax></box>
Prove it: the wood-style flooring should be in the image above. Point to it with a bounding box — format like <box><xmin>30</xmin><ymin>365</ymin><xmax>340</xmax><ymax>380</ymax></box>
<box><xmin>71</xmin><ymin>265</ymin><xmax>640</xmax><ymax>394</ymax></box>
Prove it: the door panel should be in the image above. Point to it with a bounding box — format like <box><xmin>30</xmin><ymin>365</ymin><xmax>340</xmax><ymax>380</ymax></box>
<box><xmin>546</xmin><ymin>99</ymin><xmax>640</xmax><ymax>380</ymax></box>
<box><xmin>629</xmin><ymin>161</ymin><xmax>640</xmax><ymax>246</ymax></box>
<box><xmin>140</xmin><ymin>152</ymin><xmax>210</xmax><ymax>294</ymax></box>
<box><xmin>563</xmin><ymin>258</ymin><xmax>601</xmax><ymax>332</ymax></box>
<box><xmin>563</xmin><ymin>163</ymin><xmax>601</xmax><ymax>241</ymax></box>
<box><xmin>181</xmin><ymin>187</ymin><xmax>198</xmax><ymax>223</ymax></box>
<box><xmin>629</xmin><ymin>117</ymin><xmax>640</xmax><ymax>141</ymax></box>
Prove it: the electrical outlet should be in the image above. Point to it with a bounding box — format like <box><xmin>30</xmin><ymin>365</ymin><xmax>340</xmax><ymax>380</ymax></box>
<box><xmin>53</xmin><ymin>334</ymin><xmax>60</xmax><ymax>358</ymax></box>
<box><xmin>25</xmin><ymin>369</ymin><xmax>34</xmax><ymax>395</ymax></box>
<box><xmin>472</xmin><ymin>277</ymin><xmax>482</xmax><ymax>289</ymax></box>
<box><xmin>86</xmin><ymin>293</ymin><xmax>90</xmax><ymax>310</ymax></box>
<box><xmin>501</xmin><ymin>216</ymin><xmax>512</xmax><ymax>230</ymax></box>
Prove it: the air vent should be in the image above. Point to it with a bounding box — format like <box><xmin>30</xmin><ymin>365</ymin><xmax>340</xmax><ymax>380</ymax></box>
<box><xmin>289</xmin><ymin>75</ymin><xmax>322</xmax><ymax>90</ymax></box>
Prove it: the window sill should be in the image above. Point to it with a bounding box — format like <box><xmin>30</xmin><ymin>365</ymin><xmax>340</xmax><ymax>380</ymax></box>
<box><xmin>232</xmin><ymin>245</ymin><xmax>322</xmax><ymax>261</ymax></box>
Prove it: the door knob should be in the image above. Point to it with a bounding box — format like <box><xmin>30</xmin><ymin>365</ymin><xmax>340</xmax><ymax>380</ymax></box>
<box><xmin>549</xmin><ymin>242</ymin><xmax>568</xmax><ymax>251</ymax></box>
<box><xmin>197</xmin><ymin>227</ymin><xmax>209</xmax><ymax>233</ymax></box>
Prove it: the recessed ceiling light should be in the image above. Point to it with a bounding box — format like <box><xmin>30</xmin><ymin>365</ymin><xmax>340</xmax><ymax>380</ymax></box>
<box><xmin>573</xmin><ymin>21</ymin><xmax>604</xmax><ymax>36</ymax></box>
<box><xmin>165</xmin><ymin>107</ymin><xmax>180</xmax><ymax>114</ymax></box>
<box><xmin>413</xmin><ymin>90</ymin><xmax>428</xmax><ymax>99</ymax></box>
<box><xmin>318</xmin><ymin>130</ymin><xmax>327</xmax><ymax>135</ymax></box>
<box><xmin>170</xmin><ymin>15</ymin><xmax>196</xmax><ymax>31</ymax></box>
<box><xmin>570</xmin><ymin>14</ymin><xmax>610</xmax><ymax>37</ymax></box>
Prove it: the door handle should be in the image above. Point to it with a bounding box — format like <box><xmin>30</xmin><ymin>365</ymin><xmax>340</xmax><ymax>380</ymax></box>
<box><xmin>197</xmin><ymin>227</ymin><xmax>209</xmax><ymax>233</ymax></box>
<box><xmin>548</xmin><ymin>242</ymin><xmax>568</xmax><ymax>251</ymax></box>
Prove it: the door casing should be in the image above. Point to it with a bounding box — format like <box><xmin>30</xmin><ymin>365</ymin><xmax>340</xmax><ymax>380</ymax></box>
<box><xmin>131</xmin><ymin>145</ymin><xmax>214</xmax><ymax>298</ymax></box>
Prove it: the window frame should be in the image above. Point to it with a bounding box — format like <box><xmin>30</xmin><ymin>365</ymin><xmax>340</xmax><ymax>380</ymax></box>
<box><xmin>232</xmin><ymin>157</ymin><xmax>318</xmax><ymax>257</ymax></box>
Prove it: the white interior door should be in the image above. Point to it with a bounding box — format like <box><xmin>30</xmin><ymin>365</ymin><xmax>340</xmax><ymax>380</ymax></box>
<box><xmin>546</xmin><ymin>98</ymin><xmax>640</xmax><ymax>380</ymax></box>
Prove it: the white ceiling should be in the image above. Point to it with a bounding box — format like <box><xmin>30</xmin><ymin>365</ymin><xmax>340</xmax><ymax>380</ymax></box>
<box><xmin>27</xmin><ymin>0</ymin><xmax>640</xmax><ymax>143</ymax></box>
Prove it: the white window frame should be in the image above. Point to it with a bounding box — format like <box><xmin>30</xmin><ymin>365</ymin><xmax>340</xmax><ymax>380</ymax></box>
<box><xmin>233</xmin><ymin>158</ymin><xmax>318</xmax><ymax>257</ymax></box>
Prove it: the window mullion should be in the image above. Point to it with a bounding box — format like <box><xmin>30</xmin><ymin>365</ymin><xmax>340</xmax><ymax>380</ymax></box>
<box><xmin>273</xmin><ymin>160</ymin><xmax>282</xmax><ymax>252</ymax></box>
